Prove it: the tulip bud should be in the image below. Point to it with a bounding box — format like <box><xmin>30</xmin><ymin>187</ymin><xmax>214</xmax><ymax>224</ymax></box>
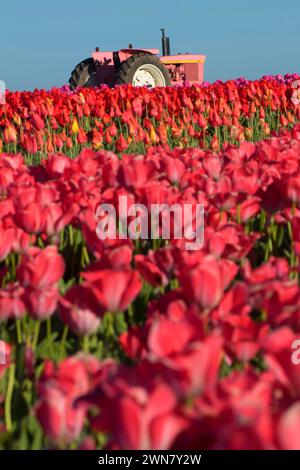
<box><xmin>211</xmin><ymin>134</ymin><xmax>219</xmax><ymax>151</ymax></box>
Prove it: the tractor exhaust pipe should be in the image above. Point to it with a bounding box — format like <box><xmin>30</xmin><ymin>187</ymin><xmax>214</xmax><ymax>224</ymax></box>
<box><xmin>160</xmin><ymin>29</ymin><xmax>170</xmax><ymax>56</ymax></box>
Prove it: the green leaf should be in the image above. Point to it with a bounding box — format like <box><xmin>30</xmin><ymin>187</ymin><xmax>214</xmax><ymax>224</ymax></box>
<box><xmin>36</xmin><ymin>332</ymin><xmax>59</xmax><ymax>358</ymax></box>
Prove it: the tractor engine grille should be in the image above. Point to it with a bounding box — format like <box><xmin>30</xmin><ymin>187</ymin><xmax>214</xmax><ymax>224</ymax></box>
<box><xmin>184</xmin><ymin>63</ymin><xmax>201</xmax><ymax>82</ymax></box>
<box><xmin>166</xmin><ymin>62</ymin><xmax>204</xmax><ymax>84</ymax></box>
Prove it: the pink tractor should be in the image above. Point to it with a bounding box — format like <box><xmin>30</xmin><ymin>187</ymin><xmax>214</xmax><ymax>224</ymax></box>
<box><xmin>69</xmin><ymin>30</ymin><xmax>206</xmax><ymax>89</ymax></box>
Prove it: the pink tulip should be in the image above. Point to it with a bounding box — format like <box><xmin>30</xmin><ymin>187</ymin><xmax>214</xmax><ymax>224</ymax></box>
<box><xmin>59</xmin><ymin>285</ymin><xmax>101</xmax><ymax>336</ymax></box>
<box><xmin>0</xmin><ymin>283</ymin><xmax>27</xmax><ymax>321</ymax></box>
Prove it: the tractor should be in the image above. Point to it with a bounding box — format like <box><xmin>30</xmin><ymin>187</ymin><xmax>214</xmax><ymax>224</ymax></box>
<box><xmin>69</xmin><ymin>30</ymin><xmax>206</xmax><ymax>89</ymax></box>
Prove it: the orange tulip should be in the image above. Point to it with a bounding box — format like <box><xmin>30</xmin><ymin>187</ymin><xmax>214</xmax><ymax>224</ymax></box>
<box><xmin>4</xmin><ymin>125</ymin><xmax>17</xmax><ymax>143</ymax></box>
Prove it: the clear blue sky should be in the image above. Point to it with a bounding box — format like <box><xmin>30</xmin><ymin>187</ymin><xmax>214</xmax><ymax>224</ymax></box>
<box><xmin>1</xmin><ymin>0</ymin><xmax>299</xmax><ymax>91</ymax></box>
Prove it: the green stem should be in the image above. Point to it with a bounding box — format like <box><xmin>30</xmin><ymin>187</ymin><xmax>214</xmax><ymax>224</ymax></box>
<box><xmin>16</xmin><ymin>319</ymin><xmax>22</xmax><ymax>344</ymax></box>
<box><xmin>83</xmin><ymin>335</ymin><xmax>89</xmax><ymax>354</ymax></box>
<box><xmin>60</xmin><ymin>325</ymin><xmax>69</xmax><ymax>355</ymax></box>
<box><xmin>68</xmin><ymin>225</ymin><xmax>74</xmax><ymax>246</ymax></box>
<box><xmin>5</xmin><ymin>363</ymin><xmax>15</xmax><ymax>433</ymax></box>
<box><xmin>47</xmin><ymin>318</ymin><xmax>53</xmax><ymax>356</ymax></box>
<box><xmin>236</xmin><ymin>204</ymin><xmax>241</xmax><ymax>225</ymax></box>
<box><xmin>81</xmin><ymin>245</ymin><xmax>90</xmax><ymax>267</ymax></box>
<box><xmin>32</xmin><ymin>321</ymin><xmax>41</xmax><ymax>352</ymax></box>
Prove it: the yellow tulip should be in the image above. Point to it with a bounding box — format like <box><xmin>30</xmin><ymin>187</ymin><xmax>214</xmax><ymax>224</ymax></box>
<box><xmin>71</xmin><ymin>118</ymin><xmax>79</xmax><ymax>134</ymax></box>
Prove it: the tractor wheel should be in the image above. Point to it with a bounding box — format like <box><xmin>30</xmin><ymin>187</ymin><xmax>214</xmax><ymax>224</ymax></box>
<box><xmin>69</xmin><ymin>58</ymin><xmax>100</xmax><ymax>90</ymax></box>
<box><xmin>116</xmin><ymin>53</ymin><xmax>171</xmax><ymax>88</ymax></box>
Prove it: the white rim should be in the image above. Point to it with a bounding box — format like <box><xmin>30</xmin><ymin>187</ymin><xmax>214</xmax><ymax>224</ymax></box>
<box><xmin>132</xmin><ymin>64</ymin><xmax>166</xmax><ymax>88</ymax></box>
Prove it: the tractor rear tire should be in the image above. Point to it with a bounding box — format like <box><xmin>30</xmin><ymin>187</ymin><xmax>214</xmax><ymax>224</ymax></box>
<box><xmin>69</xmin><ymin>58</ymin><xmax>99</xmax><ymax>90</ymax></box>
<box><xmin>116</xmin><ymin>53</ymin><xmax>171</xmax><ymax>88</ymax></box>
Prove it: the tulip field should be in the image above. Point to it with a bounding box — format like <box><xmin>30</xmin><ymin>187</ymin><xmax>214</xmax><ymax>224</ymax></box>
<box><xmin>1</xmin><ymin>74</ymin><xmax>300</xmax><ymax>161</ymax></box>
<box><xmin>2</xmin><ymin>74</ymin><xmax>300</xmax><ymax>450</ymax></box>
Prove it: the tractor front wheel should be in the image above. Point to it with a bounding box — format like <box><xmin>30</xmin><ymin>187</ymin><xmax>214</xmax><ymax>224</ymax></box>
<box><xmin>117</xmin><ymin>53</ymin><xmax>171</xmax><ymax>88</ymax></box>
<box><xmin>69</xmin><ymin>58</ymin><xmax>99</xmax><ymax>90</ymax></box>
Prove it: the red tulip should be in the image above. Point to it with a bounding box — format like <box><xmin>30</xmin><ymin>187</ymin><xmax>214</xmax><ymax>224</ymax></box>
<box><xmin>36</xmin><ymin>357</ymin><xmax>95</xmax><ymax>443</ymax></box>
<box><xmin>161</xmin><ymin>155</ymin><xmax>186</xmax><ymax>184</ymax></box>
<box><xmin>44</xmin><ymin>153</ymin><xmax>72</xmax><ymax>178</ymax></box>
<box><xmin>117</xmin><ymin>158</ymin><xmax>156</xmax><ymax>189</ymax></box>
<box><xmin>147</xmin><ymin>315</ymin><xmax>202</xmax><ymax>359</ymax></box>
<box><xmin>116</xmin><ymin>134</ymin><xmax>128</xmax><ymax>152</ymax></box>
<box><xmin>82</xmin><ymin>268</ymin><xmax>141</xmax><ymax>313</ymax></box>
<box><xmin>14</xmin><ymin>202</ymin><xmax>44</xmax><ymax>234</ymax></box>
<box><xmin>23</xmin><ymin>285</ymin><xmax>59</xmax><ymax>320</ymax></box>
<box><xmin>88</xmin><ymin>362</ymin><xmax>188</xmax><ymax>450</ymax></box>
<box><xmin>0</xmin><ymin>223</ymin><xmax>14</xmax><ymax>261</ymax></box>
<box><xmin>31</xmin><ymin>113</ymin><xmax>45</xmax><ymax>131</ymax></box>
<box><xmin>23</xmin><ymin>135</ymin><xmax>38</xmax><ymax>154</ymax></box>
<box><xmin>79</xmin><ymin>436</ymin><xmax>96</xmax><ymax>450</ymax></box>
<box><xmin>18</xmin><ymin>246</ymin><xmax>65</xmax><ymax>289</ymax></box>
<box><xmin>135</xmin><ymin>256</ymin><xmax>168</xmax><ymax>287</ymax></box>
<box><xmin>277</xmin><ymin>403</ymin><xmax>300</xmax><ymax>450</ymax></box>
<box><xmin>179</xmin><ymin>255</ymin><xmax>224</xmax><ymax>310</ymax></box>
